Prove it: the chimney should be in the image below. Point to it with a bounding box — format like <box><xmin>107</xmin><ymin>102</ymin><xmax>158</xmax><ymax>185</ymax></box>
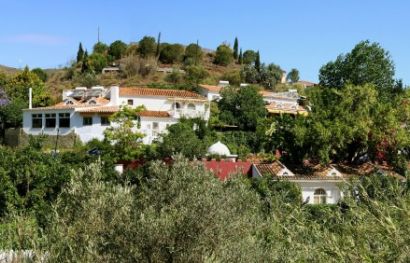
<box><xmin>29</xmin><ymin>88</ymin><xmax>32</xmax><ymax>109</ymax></box>
<box><xmin>109</xmin><ymin>86</ymin><xmax>120</xmax><ymax>106</ymax></box>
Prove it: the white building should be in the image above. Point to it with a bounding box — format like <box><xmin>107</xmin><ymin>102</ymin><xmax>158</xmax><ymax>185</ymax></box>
<box><xmin>259</xmin><ymin>89</ymin><xmax>308</xmax><ymax>116</ymax></box>
<box><xmin>198</xmin><ymin>80</ymin><xmax>229</xmax><ymax>101</ymax></box>
<box><xmin>253</xmin><ymin>161</ymin><xmax>345</xmax><ymax>205</ymax></box>
<box><xmin>23</xmin><ymin>86</ymin><xmax>210</xmax><ymax>144</ymax></box>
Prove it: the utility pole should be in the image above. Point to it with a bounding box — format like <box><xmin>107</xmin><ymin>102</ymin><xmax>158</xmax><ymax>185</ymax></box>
<box><xmin>97</xmin><ymin>26</ymin><xmax>100</xmax><ymax>43</ymax></box>
<box><xmin>195</xmin><ymin>39</ymin><xmax>199</xmax><ymax>66</ymax></box>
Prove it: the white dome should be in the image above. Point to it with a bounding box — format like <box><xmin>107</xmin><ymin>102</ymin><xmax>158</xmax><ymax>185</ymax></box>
<box><xmin>208</xmin><ymin>141</ymin><xmax>231</xmax><ymax>156</ymax></box>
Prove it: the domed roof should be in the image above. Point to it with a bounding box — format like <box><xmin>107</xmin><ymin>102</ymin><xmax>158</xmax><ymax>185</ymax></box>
<box><xmin>208</xmin><ymin>141</ymin><xmax>231</xmax><ymax>156</ymax></box>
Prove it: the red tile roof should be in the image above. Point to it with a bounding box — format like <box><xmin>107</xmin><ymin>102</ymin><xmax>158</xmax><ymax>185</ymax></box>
<box><xmin>136</xmin><ymin>110</ymin><xmax>171</xmax><ymax>118</ymax></box>
<box><xmin>203</xmin><ymin>160</ymin><xmax>252</xmax><ymax>181</ymax></box>
<box><xmin>199</xmin><ymin>84</ymin><xmax>222</xmax><ymax>93</ymax></box>
<box><xmin>77</xmin><ymin>106</ymin><xmax>119</xmax><ymax>113</ymax></box>
<box><xmin>120</xmin><ymin>87</ymin><xmax>205</xmax><ymax>99</ymax></box>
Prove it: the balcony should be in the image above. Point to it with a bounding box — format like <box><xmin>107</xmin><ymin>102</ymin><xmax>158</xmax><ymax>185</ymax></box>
<box><xmin>169</xmin><ymin>109</ymin><xmax>206</xmax><ymax>119</ymax></box>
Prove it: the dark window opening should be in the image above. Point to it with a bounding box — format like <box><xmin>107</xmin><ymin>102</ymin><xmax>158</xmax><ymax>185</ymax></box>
<box><xmin>59</xmin><ymin>113</ymin><xmax>70</xmax><ymax>128</ymax></box>
<box><xmin>101</xmin><ymin>116</ymin><xmax>110</xmax><ymax>126</ymax></box>
<box><xmin>32</xmin><ymin>114</ymin><xmax>42</xmax><ymax>128</ymax></box>
<box><xmin>83</xmin><ymin>117</ymin><xmax>93</xmax><ymax>126</ymax></box>
<box><xmin>45</xmin><ymin>113</ymin><xmax>56</xmax><ymax>128</ymax></box>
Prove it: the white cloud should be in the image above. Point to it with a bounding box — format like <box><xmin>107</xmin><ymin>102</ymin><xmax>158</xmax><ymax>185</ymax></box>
<box><xmin>0</xmin><ymin>34</ymin><xmax>69</xmax><ymax>45</ymax></box>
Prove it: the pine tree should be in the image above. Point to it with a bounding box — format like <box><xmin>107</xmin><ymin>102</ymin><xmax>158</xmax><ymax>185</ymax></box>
<box><xmin>77</xmin><ymin>43</ymin><xmax>84</xmax><ymax>63</ymax></box>
<box><xmin>233</xmin><ymin>37</ymin><xmax>239</xmax><ymax>60</ymax></box>
<box><xmin>238</xmin><ymin>48</ymin><xmax>243</xmax><ymax>64</ymax></box>
<box><xmin>156</xmin><ymin>32</ymin><xmax>161</xmax><ymax>58</ymax></box>
<box><xmin>81</xmin><ymin>50</ymin><xmax>90</xmax><ymax>73</ymax></box>
<box><xmin>255</xmin><ymin>51</ymin><xmax>261</xmax><ymax>72</ymax></box>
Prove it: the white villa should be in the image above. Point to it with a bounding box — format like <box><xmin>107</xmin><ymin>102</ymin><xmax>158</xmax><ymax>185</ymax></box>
<box><xmin>253</xmin><ymin>161</ymin><xmax>345</xmax><ymax>204</ymax></box>
<box><xmin>260</xmin><ymin>89</ymin><xmax>308</xmax><ymax>116</ymax></box>
<box><xmin>23</xmin><ymin>86</ymin><xmax>210</xmax><ymax>144</ymax></box>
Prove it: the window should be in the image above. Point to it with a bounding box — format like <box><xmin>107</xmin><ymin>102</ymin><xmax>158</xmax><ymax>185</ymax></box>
<box><xmin>187</xmin><ymin>103</ymin><xmax>196</xmax><ymax>110</ymax></box>
<box><xmin>45</xmin><ymin>113</ymin><xmax>56</xmax><ymax>128</ymax></box>
<box><xmin>313</xmin><ymin>188</ymin><xmax>327</xmax><ymax>204</ymax></box>
<box><xmin>153</xmin><ymin>122</ymin><xmax>159</xmax><ymax>130</ymax></box>
<box><xmin>32</xmin><ymin>114</ymin><xmax>42</xmax><ymax>128</ymax></box>
<box><xmin>59</xmin><ymin>113</ymin><xmax>70</xmax><ymax>128</ymax></box>
<box><xmin>127</xmin><ymin>99</ymin><xmax>134</xmax><ymax>106</ymax></box>
<box><xmin>282</xmin><ymin>172</ymin><xmax>289</xmax><ymax>176</ymax></box>
<box><xmin>83</xmin><ymin>117</ymin><xmax>93</xmax><ymax>126</ymax></box>
<box><xmin>101</xmin><ymin>116</ymin><xmax>110</xmax><ymax>126</ymax></box>
<box><xmin>172</xmin><ymin>102</ymin><xmax>181</xmax><ymax>110</ymax></box>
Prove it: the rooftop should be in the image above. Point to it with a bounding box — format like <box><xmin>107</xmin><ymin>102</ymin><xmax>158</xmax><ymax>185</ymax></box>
<box><xmin>119</xmin><ymin>87</ymin><xmax>205</xmax><ymax>99</ymax></box>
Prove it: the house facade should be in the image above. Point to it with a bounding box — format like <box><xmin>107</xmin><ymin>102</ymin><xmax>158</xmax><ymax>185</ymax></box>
<box><xmin>253</xmin><ymin>161</ymin><xmax>345</xmax><ymax>205</ymax></box>
<box><xmin>260</xmin><ymin>89</ymin><xmax>308</xmax><ymax>116</ymax></box>
<box><xmin>23</xmin><ymin>86</ymin><xmax>210</xmax><ymax>144</ymax></box>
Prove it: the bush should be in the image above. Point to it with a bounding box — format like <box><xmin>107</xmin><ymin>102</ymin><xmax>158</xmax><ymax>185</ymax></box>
<box><xmin>184</xmin><ymin>43</ymin><xmax>203</xmax><ymax>65</ymax></box>
<box><xmin>137</xmin><ymin>36</ymin><xmax>156</xmax><ymax>58</ymax></box>
<box><xmin>214</xmin><ymin>44</ymin><xmax>233</xmax><ymax>66</ymax></box>
<box><xmin>159</xmin><ymin>43</ymin><xmax>184</xmax><ymax>64</ymax></box>
<box><xmin>121</xmin><ymin>56</ymin><xmax>157</xmax><ymax>78</ymax></box>
<box><xmin>108</xmin><ymin>40</ymin><xmax>127</xmax><ymax>60</ymax></box>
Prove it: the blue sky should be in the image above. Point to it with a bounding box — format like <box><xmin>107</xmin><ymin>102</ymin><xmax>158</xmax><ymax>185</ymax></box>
<box><xmin>1</xmin><ymin>0</ymin><xmax>409</xmax><ymax>83</ymax></box>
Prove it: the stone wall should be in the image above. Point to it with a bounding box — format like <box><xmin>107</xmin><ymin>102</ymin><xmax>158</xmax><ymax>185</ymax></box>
<box><xmin>4</xmin><ymin>128</ymin><xmax>81</xmax><ymax>149</ymax></box>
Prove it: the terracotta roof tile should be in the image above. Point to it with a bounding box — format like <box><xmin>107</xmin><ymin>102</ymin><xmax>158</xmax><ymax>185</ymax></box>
<box><xmin>256</xmin><ymin>161</ymin><xmax>286</xmax><ymax>176</ymax></box>
<box><xmin>136</xmin><ymin>110</ymin><xmax>171</xmax><ymax>118</ymax></box>
<box><xmin>77</xmin><ymin>106</ymin><xmax>119</xmax><ymax>113</ymax></box>
<box><xmin>120</xmin><ymin>87</ymin><xmax>205</xmax><ymax>99</ymax></box>
<box><xmin>199</xmin><ymin>84</ymin><xmax>222</xmax><ymax>93</ymax></box>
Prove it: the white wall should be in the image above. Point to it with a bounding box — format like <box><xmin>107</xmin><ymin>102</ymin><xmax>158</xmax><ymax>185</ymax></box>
<box><xmin>297</xmin><ymin>181</ymin><xmax>343</xmax><ymax>205</ymax></box>
<box><xmin>119</xmin><ymin>95</ymin><xmax>210</xmax><ymax>120</ymax></box>
<box><xmin>138</xmin><ymin>117</ymin><xmax>177</xmax><ymax>144</ymax></box>
<box><xmin>23</xmin><ymin>111</ymin><xmax>109</xmax><ymax>143</ymax></box>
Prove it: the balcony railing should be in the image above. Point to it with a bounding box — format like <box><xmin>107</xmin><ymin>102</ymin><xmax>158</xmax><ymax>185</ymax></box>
<box><xmin>169</xmin><ymin>109</ymin><xmax>206</xmax><ymax>119</ymax></box>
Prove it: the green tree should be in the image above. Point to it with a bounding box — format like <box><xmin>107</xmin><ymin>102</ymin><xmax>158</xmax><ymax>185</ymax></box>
<box><xmin>89</xmin><ymin>53</ymin><xmax>108</xmax><ymax>73</ymax></box>
<box><xmin>137</xmin><ymin>36</ymin><xmax>156</xmax><ymax>58</ymax></box>
<box><xmin>159</xmin><ymin>43</ymin><xmax>184</xmax><ymax>64</ymax></box>
<box><xmin>292</xmin><ymin>84</ymin><xmax>410</xmax><ymax>164</ymax></box>
<box><xmin>238</xmin><ymin>48</ymin><xmax>243</xmax><ymax>64</ymax></box>
<box><xmin>219</xmin><ymin>85</ymin><xmax>266</xmax><ymax>130</ymax></box>
<box><xmin>184</xmin><ymin>43</ymin><xmax>203</xmax><ymax>65</ymax></box>
<box><xmin>81</xmin><ymin>50</ymin><xmax>91</xmax><ymax>73</ymax></box>
<box><xmin>259</xmin><ymin>63</ymin><xmax>283</xmax><ymax>89</ymax></box>
<box><xmin>76</xmin><ymin>42</ymin><xmax>84</xmax><ymax>63</ymax></box>
<box><xmin>31</xmin><ymin>68</ymin><xmax>48</xmax><ymax>82</ymax></box>
<box><xmin>108</xmin><ymin>40</ymin><xmax>127</xmax><ymax>60</ymax></box>
<box><xmin>233</xmin><ymin>37</ymin><xmax>239</xmax><ymax>60</ymax></box>
<box><xmin>319</xmin><ymin>40</ymin><xmax>396</xmax><ymax>96</ymax></box>
<box><xmin>103</xmin><ymin>106</ymin><xmax>145</xmax><ymax>161</ymax></box>
<box><xmin>5</xmin><ymin>67</ymin><xmax>50</xmax><ymax>107</ymax></box>
<box><xmin>287</xmin><ymin>68</ymin><xmax>300</xmax><ymax>83</ymax></box>
<box><xmin>93</xmin><ymin>42</ymin><xmax>108</xmax><ymax>54</ymax></box>
<box><xmin>255</xmin><ymin>51</ymin><xmax>261</xmax><ymax>72</ymax></box>
<box><xmin>158</xmin><ymin>120</ymin><xmax>207</xmax><ymax>158</ymax></box>
<box><xmin>243</xmin><ymin>50</ymin><xmax>256</xmax><ymax>65</ymax></box>
<box><xmin>214</xmin><ymin>44</ymin><xmax>233</xmax><ymax>66</ymax></box>
<box><xmin>184</xmin><ymin>65</ymin><xmax>208</xmax><ymax>85</ymax></box>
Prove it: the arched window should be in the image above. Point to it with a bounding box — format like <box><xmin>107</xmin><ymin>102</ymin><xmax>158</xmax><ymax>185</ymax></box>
<box><xmin>187</xmin><ymin>103</ymin><xmax>196</xmax><ymax>110</ymax></box>
<box><xmin>313</xmin><ymin>188</ymin><xmax>327</xmax><ymax>204</ymax></box>
<box><xmin>172</xmin><ymin>102</ymin><xmax>181</xmax><ymax>110</ymax></box>
<box><xmin>88</xmin><ymin>99</ymin><xmax>97</xmax><ymax>105</ymax></box>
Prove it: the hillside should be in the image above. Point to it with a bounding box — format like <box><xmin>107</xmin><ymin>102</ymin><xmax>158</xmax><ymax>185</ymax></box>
<box><xmin>0</xmin><ymin>36</ymin><xmax>304</xmax><ymax>102</ymax></box>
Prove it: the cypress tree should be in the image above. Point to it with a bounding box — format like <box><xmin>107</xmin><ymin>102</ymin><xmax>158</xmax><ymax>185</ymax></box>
<box><xmin>81</xmin><ymin>50</ymin><xmax>90</xmax><ymax>73</ymax></box>
<box><xmin>233</xmin><ymin>37</ymin><xmax>239</xmax><ymax>60</ymax></box>
<box><xmin>255</xmin><ymin>51</ymin><xmax>261</xmax><ymax>72</ymax></box>
<box><xmin>77</xmin><ymin>43</ymin><xmax>84</xmax><ymax>63</ymax></box>
<box><xmin>156</xmin><ymin>32</ymin><xmax>161</xmax><ymax>58</ymax></box>
<box><xmin>238</xmin><ymin>48</ymin><xmax>243</xmax><ymax>64</ymax></box>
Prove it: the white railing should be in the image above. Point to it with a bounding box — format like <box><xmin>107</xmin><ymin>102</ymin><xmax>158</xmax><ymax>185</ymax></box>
<box><xmin>169</xmin><ymin>109</ymin><xmax>205</xmax><ymax>119</ymax></box>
